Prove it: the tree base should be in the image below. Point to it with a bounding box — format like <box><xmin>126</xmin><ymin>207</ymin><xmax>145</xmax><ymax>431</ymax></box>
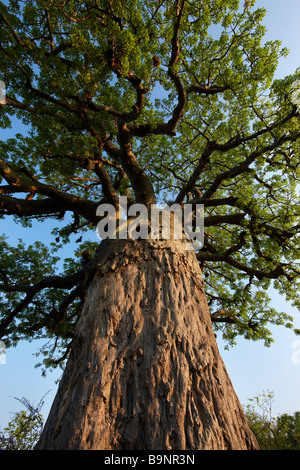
<box><xmin>36</xmin><ymin>239</ymin><xmax>259</xmax><ymax>450</ymax></box>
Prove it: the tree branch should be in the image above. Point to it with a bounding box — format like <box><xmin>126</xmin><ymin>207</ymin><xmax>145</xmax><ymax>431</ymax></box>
<box><xmin>167</xmin><ymin>0</ymin><xmax>187</xmax><ymax>131</ymax></box>
<box><xmin>0</xmin><ymin>158</ymin><xmax>100</xmax><ymax>223</ymax></box>
<box><xmin>117</xmin><ymin>122</ymin><xmax>156</xmax><ymax>207</ymax></box>
<box><xmin>210</xmin><ymin>309</ymin><xmax>239</xmax><ymax>325</ymax></box>
<box><xmin>0</xmin><ymin>195</ymin><xmax>63</xmax><ymax>218</ymax></box>
<box><xmin>204</xmin><ymin>213</ymin><xmax>246</xmax><ymax>227</ymax></box>
<box><xmin>0</xmin><ymin>261</ymin><xmax>94</xmax><ymax>337</ymax></box>
<box><xmin>197</xmin><ymin>251</ymin><xmax>288</xmax><ymax>280</ymax></box>
<box><xmin>175</xmin><ymin>142</ymin><xmax>215</xmax><ymax>202</ymax></box>
<box><xmin>127</xmin><ymin>0</ymin><xmax>187</xmax><ymax>139</ymax></box>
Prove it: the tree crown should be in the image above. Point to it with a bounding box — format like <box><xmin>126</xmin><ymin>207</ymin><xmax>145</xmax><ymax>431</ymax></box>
<box><xmin>1</xmin><ymin>0</ymin><xmax>300</xmax><ymax>369</ymax></box>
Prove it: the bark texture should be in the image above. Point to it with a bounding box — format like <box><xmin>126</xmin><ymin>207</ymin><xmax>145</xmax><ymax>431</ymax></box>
<box><xmin>36</xmin><ymin>238</ymin><xmax>259</xmax><ymax>450</ymax></box>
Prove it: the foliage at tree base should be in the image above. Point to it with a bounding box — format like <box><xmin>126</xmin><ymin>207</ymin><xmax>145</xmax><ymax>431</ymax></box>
<box><xmin>244</xmin><ymin>390</ymin><xmax>300</xmax><ymax>450</ymax></box>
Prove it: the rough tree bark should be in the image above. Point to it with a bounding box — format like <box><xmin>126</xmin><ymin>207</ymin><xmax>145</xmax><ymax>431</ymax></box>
<box><xmin>36</xmin><ymin>238</ymin><xmax>259</xmax><ymax>450</ymax></box>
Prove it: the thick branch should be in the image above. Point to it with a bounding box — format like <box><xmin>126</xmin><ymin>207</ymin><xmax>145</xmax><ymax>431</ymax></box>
<box><xmin>167</xmin><ymin>0</ymin><xmax>186</xmax><ymax>131</ymax></box>
<box><xmin>197</xmin><ymin>251</ymin><xmax>287</xmax><ymax>280</ymax></box>
<box><xmin>127</xmin><ymin>1</ymin><xmax>187</xmax><ymax>139</ymax></box>
<box><xmin>175</xmin><ymin>106</ymin><xmax>299</xmax><ymax>204</ymax></box>
<box><xmin>117</xmin><ymin>123</ymin><xmax>156</xmax><ymax>207</ymax></box>
<box><xmin>210</xmin><ymin>309</ymin><xmax>240</xmax><ymax>325</ymax></box>
<box><xmin>0</xmin><ymin>261</ymin><xmax>94</xmax><ymax>337</ymax></box>
<box><xmin>0</xmin><ymin>158</ymin><xmax>100</xmax><ymax>223</ymax></box>
<box><xmin>204</xmin><ymin>213</ymin><xmax>246</xmax><ymax>227</ymax></box>
<box><xmin>0</xmin><ymin>195</ymin><xmax>63</xmax><ymax>217</ymax></box>
<box><xmin>188</xmin><ymin>196</ymin><xmax>239</xmax><ymax>209</ymax></box>
<box><xmin>200</xmin><ymin>132</ymin><xmax>300</xmax><ymax>203</ymax></box>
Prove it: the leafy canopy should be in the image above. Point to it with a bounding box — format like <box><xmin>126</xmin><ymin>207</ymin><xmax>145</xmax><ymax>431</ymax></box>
<box><xmin>1</xmin><ymin>0</ymin><xmax>300</xmax><ymax>369</ymax></box>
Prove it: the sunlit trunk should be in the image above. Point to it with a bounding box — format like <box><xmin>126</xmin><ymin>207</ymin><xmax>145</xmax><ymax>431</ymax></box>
<box><xmin>36</xmin><ymin>238</ymin><xmax>258</xmax><ymax>450</ymax></box>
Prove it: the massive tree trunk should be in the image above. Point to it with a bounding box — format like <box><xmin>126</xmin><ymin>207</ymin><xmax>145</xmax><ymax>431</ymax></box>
<box><xmin>36</xmin><ymin>238</ymin><xmax>259</xmax><ymax>450</ymax></box>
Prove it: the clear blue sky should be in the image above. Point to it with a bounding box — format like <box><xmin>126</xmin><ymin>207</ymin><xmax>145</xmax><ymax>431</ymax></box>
<box><xmin>1</xmin><ymin>0</ymin><xmax>300</xmax><ymax>430</ymax></box>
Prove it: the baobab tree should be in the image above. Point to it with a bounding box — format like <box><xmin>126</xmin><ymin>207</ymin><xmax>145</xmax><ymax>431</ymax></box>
<box><xmin>1</xmin><ymin>0</ymin><xmax>300</xmax><ymax>450</ymax></box>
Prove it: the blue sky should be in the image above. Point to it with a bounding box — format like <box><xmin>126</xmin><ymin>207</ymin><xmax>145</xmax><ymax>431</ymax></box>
<box><xmin>1</xmin><ymin>0</ymin><xmax>300</xmax><ymax>430</ymax></box>
<box><xmin>219</xmin><ymin>0</ymin><xmax>300</xmax><ymax>418</ymax></box>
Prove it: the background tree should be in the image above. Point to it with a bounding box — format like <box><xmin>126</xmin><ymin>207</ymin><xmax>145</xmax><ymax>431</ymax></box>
<box><xmin>0</xmin><ymin>396</ymin><xmax>45</xmax><ymax>450</ymax></box>
<box><xmin>0</xmin><ymin>0</ymin><xmax>300</xmax><ymax>450</ymax></box>
<box><xmin>244</xmin><ymin>390</ymin><xmax>300</xmax><ymax>450</ymax></box>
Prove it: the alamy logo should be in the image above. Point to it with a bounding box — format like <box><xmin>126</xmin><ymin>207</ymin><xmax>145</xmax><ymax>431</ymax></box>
<box><xmin>0</xmin><ymin>340</ymin><xmax>6</xmax><ymax>364</ymax></box>
<box><xmin>0</xmin><ymin>80</ymin><xmax>6</xmax><ymax>105</ymax></box>
<box><xmin>96</xmin><ymin>197</ymin><xmax>204</xmax><ymax>250</ymax></box>
<box><xmin>291</xmin><ymin>80</ymin><xmax>300</xmax><ymax>107</ymax></box>
<box><xmin>291</xmin><ymin>340</ymin><xmax>300</xmax><ymax>365</ymax></box>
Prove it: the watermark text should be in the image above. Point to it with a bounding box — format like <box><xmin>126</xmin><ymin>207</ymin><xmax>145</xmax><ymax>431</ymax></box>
<box><xmin>96</xmin><ymin>197</ymin><xmax>204</xmax><ymax>251</ymax></box>
<box><xmin>291</xmin><ymin>340</ymin><xmax>300</xmax><ymax>365</ymax></box>
<box><xmin>0</xmin><ymin>340</ymin><xmax>6</xmax><ymax>364</ymax></box>
<box><xmin>0</xmin><ymin>80</ymin><xmax>6</xmax><ymax>105</ymax></box>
